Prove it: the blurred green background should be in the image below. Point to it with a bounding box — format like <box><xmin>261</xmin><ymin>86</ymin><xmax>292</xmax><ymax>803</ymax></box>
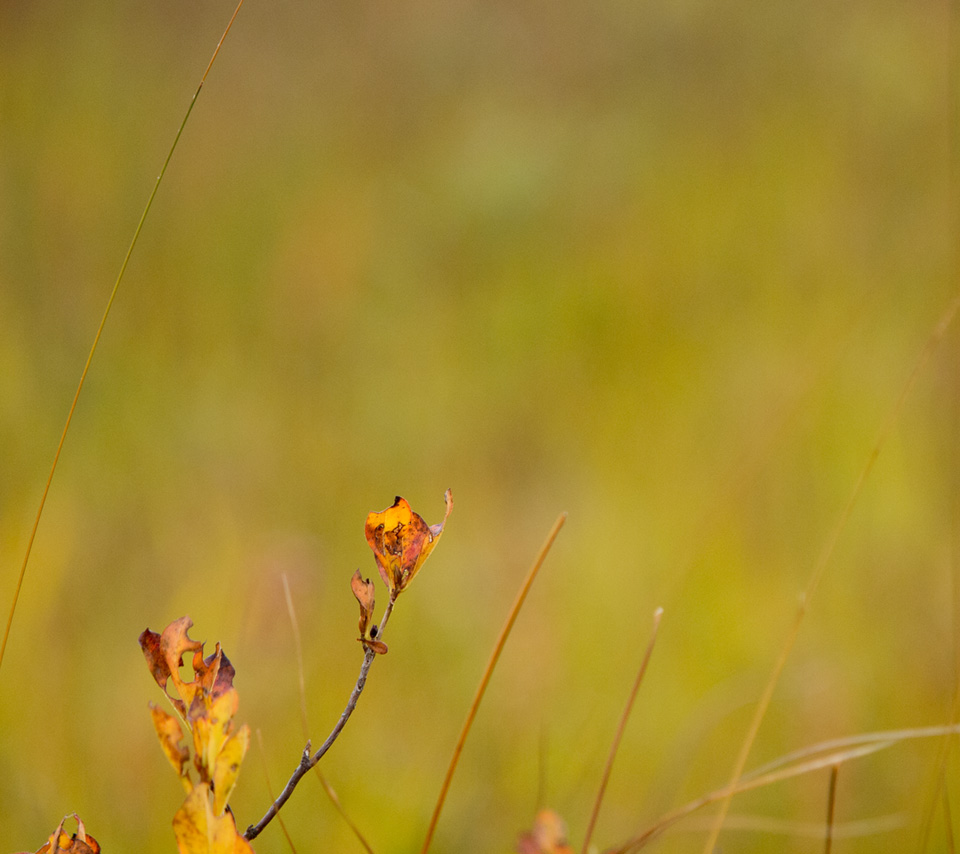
<box><xmin>1</xmin><ymin>1</ymin><xmax>959</xmax><ymax>851</ymax></box>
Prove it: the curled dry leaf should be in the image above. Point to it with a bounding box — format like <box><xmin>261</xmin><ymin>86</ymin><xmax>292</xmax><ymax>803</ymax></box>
<box><xmin>20</xmin><ymin>814</ymin><xmax>100</xmax><ymax>854</ymax></box>
<box><xmin>516</xmin><ymin>809</ymin><xmax>574</xmax><ymax>854</ymax></box>
<box><xmin>364</xmin><ymin>488</ymin><xmax>453</xmax><ymax>596</ymax></box>
<box><xmin>139</xmin><ymin>617</ymin><xmax>236</xmax><ymax>720</ymax></box>
<box><xmin>351</xmin><ymin>569</ymin><xmax>376</xmax><ymax>637</ymax></box>
<box><xmin>351</xmin><ymin>569</ymin><xmax>389</xmax><ymax>653</ymax></box>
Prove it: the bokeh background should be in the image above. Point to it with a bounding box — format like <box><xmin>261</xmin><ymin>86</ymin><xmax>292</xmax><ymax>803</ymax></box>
<box><xmin>1</xmin><ymin>1</ymin><xmax>959</xmax><ymax>851</ymax></box>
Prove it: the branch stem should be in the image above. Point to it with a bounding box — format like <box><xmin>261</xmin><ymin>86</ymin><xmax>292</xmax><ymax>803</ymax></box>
<box><xmin>244</xmin><ymin>592</ymin><xmax>398</xmax><ymax>841</ymax></box>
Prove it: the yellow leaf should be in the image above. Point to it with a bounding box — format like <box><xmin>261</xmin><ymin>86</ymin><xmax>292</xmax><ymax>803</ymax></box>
<box><xmin>150</xmin><ymin>703</ymin><xmax>193</xmax><ymax>793</ymax></box>
<box><xmin>213</xmin><ymin>724</ymin><xmax>250</xmax><ymax>815</ymax></box>
<box><xmin>173</xmin><ymin>784</ymin><xmax>254</xmax><ymax>854</ymax></box>
<box><xmin>192</xmin><ymin>688</ymin><xmax>239</xmax><ymax>780</ymax></box>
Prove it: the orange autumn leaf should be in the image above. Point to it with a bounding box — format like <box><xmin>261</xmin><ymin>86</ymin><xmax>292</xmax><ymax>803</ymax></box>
<box><xmin>22</xmin><ymin>815</ymin><xmax>100</xmax><ymax>854</ymax></box>
<box><xmin>364</xmin><ymin>488</ymin><xmax>452</xmax><ymax>597</ymax></box>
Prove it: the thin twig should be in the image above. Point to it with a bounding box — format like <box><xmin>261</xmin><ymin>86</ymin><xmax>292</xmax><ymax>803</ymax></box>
<box><xmin>419</xmin><ymin>512</ymin><xmax>568</xmax><ymax>854</ymax></box>
<box><xmin>283</xmin><ymin>573</ymin><xmax>376</xmax><ymax>853</ymax></box>
<box><xmin>0</xmin><ymin>0</ymin><xmax>245</xmax><ymax>674</ymax></box>
<box><xmin>701</xmin><ymin>293</ymin><xmax>960</xmax><ymax>854</ymax></box>
<box><xmin>245</xmin><ymin>596</ymin><xmax>398</xmax><ymax>841</ymax></box>
<box><xmin>580</xmin><ymin>607</ymin><xmax>663</xmax><ymax>854</ymax></box>
<box><xmin>245</xmin><ymin>646</ymin><xmax>376</xmax><ymax>840</ymax></box>
<box><xmin>824</xmin><ymin>765</ymin><xmax>838</xmax><ymax>854</ymax></box>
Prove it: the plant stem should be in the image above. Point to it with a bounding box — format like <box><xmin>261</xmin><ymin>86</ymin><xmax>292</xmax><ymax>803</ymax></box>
<box><xmin>244</xmin><ymin>593</ymin><xmax>398</xmax><ymax>841</ymax></box>
<box><xmin>580</xmin><ymin>607</ymin><xmax>663</xmax><ymax>854</ymax></box>
<box><xmin>823</xmin><ymin>765</ymin><xmax>838</xmax><ymax>854</ymax></box>
<box><xmin>419</xmin><ymin>512</ymin><xmax>567</xmax><ymax>854</ymax></box>
<box><xmin>0</xmin><ymin>0</ymin><xmax>245</xmax><ymax>674</ymax></box>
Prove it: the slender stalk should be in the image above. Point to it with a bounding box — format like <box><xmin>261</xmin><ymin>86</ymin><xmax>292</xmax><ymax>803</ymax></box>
<box><xmin>612</xmin><ymin>723</ymin><xmax>960</xmax><ymax>853</ymax></box>
<box><xmin>282</xmin><ymin>573</ymin><xmax>311</xmax><ymax>739</ymax></box>
<box><xmin>701</xmin><ymin>293</ymin><xmax>960</xmax><ymax>854</ymax></box>
<box><xmin>944</xmin><ymin>780</ymin><xmax>956</xmax><ymax>854</ymax></box>
<box><xmin>283</xmin><ymin>573</ymin><xmax>376</xmax><ymax>853</ymax></box>
<box><xmin>580</xmin><ymin>607</ymin><xmax>663</xmax><ymax>854</ymax></box>
<box><xmin>419</xmin><ymin>512</ymin><xmax>567</xmax><ymax>854</ymax></box>
<box><xmin>313</xmin><ymin>771</ymin><xmax>377</xmax><ymax>854</ymax></box>
<box><xmin>245</xmin><ymin>646</ymin><xmax>377</xmax><ymax>840</ymax></box>
<box><xmin>614</xmin><ymin>742</ymin><xmax>890</xmax><ymax>853</ymax></box>
<box><xmin>245</xmin><ymin>594</ymin><xmax>398</xmax><ymax>841</ymax></box>
<box><xmin>823</xmin><ymin>765</ymin><xmax>838</xmax><ymax>854</ymax></box>
<box><xmin>0</xmin><ymin>0</ymin><xmax>245</xmax><ymax>674</ymax></box>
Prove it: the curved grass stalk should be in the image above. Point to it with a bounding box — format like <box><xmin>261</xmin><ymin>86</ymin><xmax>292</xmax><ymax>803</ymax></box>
<box><xmin>419</xmin><ymin>512</ymin><xmax>567</xmax><ymax>854</ymax></box>
<box><xmin>255</xmin><ymin>728</ymin><xmax>298</xmax><ymax>853</ymax></box>
<box><xmin>823</xmin><ymin>764</ymin><xmax>839</xmax><ymax>854</ymax></box>
<box><xmin>700</xmin><ymin>292</ymin><xmax>960</xmax><ymax>854</ymax></box>
<box><xmin>580</xmin><ymin>607</ymin><xmax>663</xmax><ymax>854</ymax></box>
<box><xmin>0</xmin><ymin>0</ymin><xmax>246</xmax><ymax>674</ymax></box>
<box><xmin>612</xmin><ymin>723</ymin><xmax>960</xmax><ymax>853</ymax></box>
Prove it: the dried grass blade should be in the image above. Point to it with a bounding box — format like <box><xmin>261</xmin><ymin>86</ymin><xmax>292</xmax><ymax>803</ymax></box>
<box><xmin>419</xmin><ymin>512</ymin><xmax>567</xmax><ymax>854</ymax></box>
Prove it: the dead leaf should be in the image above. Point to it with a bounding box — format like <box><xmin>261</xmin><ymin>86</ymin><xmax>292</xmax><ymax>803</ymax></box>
<box><xmin>350</xmin><ymin>569</ymin><xmax>376</xmax><ymax>638</ymax></box>
<box><xmin>24</xmin><ymin>815</ymin><xmax>100</xmax><ymax>854</ymax></box>
<box><xmin>139</xmin><ymin>617</ymin><xmax>204</xmax><ymax>717</ymax></box>
<box><xmin>364</xmin><ymin>489</ymin><xmax>452</xmax><ymax>596</ymax></box>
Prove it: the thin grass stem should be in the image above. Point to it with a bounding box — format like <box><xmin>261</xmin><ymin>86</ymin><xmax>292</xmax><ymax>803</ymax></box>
<box><xmin>0</xmin><ymin>0</ymin><xmax>245</xmax><ymax>674</ymax></box>
<box><xmin>312</xmin><ymin>771</ymin><xmax>377</xmax><ymax>854</ymax></box>
<box><xmin>944</xmin><ymin>780</ymin><xmax>956</xmax><ymax>854</ymax></box>
<box><xmin>824</xmin><ymin>764</ymin><xmax>838</xmax><ymax>854</ymax></box>
<box><xmin>580</xmin><ymin>607</ymin><xmax>663</xmax><ymax>854</ymax></box>
<box><xmin>418</xmin><ymin>512</ymin><xmax>567</xmax><ymax>854</ymax></box>
<box><xmin>282</xmin><ymin>573</ymin><xmax>311</xmax><ymax>738</ymax></box>
<box><xmin>701</xmin><ymin>293</ymin><xmax>960</xmax><ymax>854</ymax></box>
<box><xmin>613</xmin><ymin>723</ymin><xmax>960</xmax><ymax>853</ymax></box>
<box><xmin>256</xmin><ymin>728</ymin><xmax>298</xmax><ymax>853</ymax></box>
